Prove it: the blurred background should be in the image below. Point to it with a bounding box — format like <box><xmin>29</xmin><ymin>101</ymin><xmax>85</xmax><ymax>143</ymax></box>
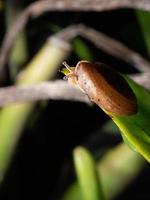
<box><xmin>0</xmin><ymin>1</ymin><xmax>149</xmax><ymax>200</ymax></box>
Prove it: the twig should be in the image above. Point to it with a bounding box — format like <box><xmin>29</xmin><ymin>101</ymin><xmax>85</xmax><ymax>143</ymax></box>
<box><xmin>77</xmin><ymin>25</ymin><xmax>150</xmax><ymax>73</ymax></box>
<box><xmin>1</xmin><ymin>24</ymin><xmax>150</xmax><ymax>79</ymax></box>
<box><xmin>130</xmin><ymin>73</ymin><xmax>150</xmax><ymax>90</ymax></box>
<box><xmin>0</xmin><ymin>73</ymin><xmax>149</xmax><ymax>107</ymax></box>
<box><xmin>55</xmin><ymin>24</ymin><xmax>150</xmax><ymax>73</ymax></box>
<box><xmin>15</xmin><ymin>0</ymin><xmax>150</xmax><ymax>16</ymax></box>
<box><xmin>0</xmin><ymin>80</ymin><xmax>91</xmax><ymax>106</ymax></box>
<box><xmin>1</xmin><ymin>0</ymin><xmax>150</xmax><ymax>76</ymax></box>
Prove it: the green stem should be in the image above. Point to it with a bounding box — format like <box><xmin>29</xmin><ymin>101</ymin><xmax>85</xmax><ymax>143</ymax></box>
<box><xmin>73</xmin><ymin>147</ymin><xmax>105</xmax><ymax>200</ymax></box>
<box><xmin>62</xmin><ymin>143</ymin><xmax>145</xmax><ymax>200</ymax></box>
<box><xmin>5</xmin><ymin>0</ymin><xmax>28</xmax><ymax>78</ymax></box>
<box><xmin>0</xmin><ymin>37</ymin><xmax>70</xmax><ymax>181</ymax></box>
<box><xmin>136</xmin><ymin>10</ymin><xmax>150</xmax><ymax>56</ymax></box>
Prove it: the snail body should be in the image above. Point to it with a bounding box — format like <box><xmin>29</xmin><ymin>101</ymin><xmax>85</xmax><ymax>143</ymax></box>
<box><xmin>63</xmin><ymin>61</ymin><xmax>137</xmax><ymax>116</ymax></box>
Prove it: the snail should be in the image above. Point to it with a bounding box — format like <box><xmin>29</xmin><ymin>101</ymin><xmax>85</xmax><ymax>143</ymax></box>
<box><xmin>62</xmin><ymin>60</ymin><xmax>137</xmax><ymax>116</ymax></box>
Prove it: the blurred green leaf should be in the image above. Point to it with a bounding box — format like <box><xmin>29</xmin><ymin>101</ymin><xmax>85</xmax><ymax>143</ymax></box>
<box><xmin>110</xmin><ymin>77</ymin><xmax>150</xmax><ymax>162</ymax></box>
<box><xmin>101</xmin><ymin>120</ymin><xmax>119</xmax><ymax>134</ymax></box>
<box><xmin>5</xmin><ymin>0</ymin><xmax>28</xmax><ymax>78</ymax></box>
<box><xmin>0</xmin><ymin>1</ymin><xmax>3</xmax><ymax>10</ymax></box>
<box><xmin>73</xmin><ymin>147</ymin><xmax>105</xmax><ymax>200</ymax></box>
<box><xmin>0</xmin><ymin>41</ymin><xmax>70</xmax><ymax>181</ymax></box>
<box><xmin>136</xmin><ymin>10</ymin><xmax>150</xmax><ymax>55</ymax></box>
<box><xmin>62</xmin><ymin>143</ymin><xmax>145</xmax><ymax>200</ymax></box>
<box><xmin>121</xmin><ymin>133</ymin><xmax>137</xmax><ymax>151</ymax></box>
<box><xmin>73</xmin><ymin>38</ymin><xmax>93</xmax><ymax>61</ymax></box>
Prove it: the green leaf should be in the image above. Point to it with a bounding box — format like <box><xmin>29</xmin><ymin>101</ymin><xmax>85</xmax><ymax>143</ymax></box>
<box><xmin>111</xmin><ymin>77</ymin><xmax>150</xmax><ymax>162</ymax></box>
<box><xmin>121</xmin><ymin>133</ymin><xmax>137</xmax><ymax>151</ymax></box>
<box><xmin>73</xmin><ymin>147</ymin><xmax>105</xmax><ymax>200</ymax></box>
<box><xmin>136</xmin><ymin>10</ymin><xmax>150</xmax><ymax>55</ymax></box>
<box><xmin>73</xmin><ymin>38</ymin><xmax>93</xmax><ymax>61</ymax></box>
<box><xmin>60</xmin><ymin>61</ymin><xmax>150</xmax><ymax>161</ymax></box>
<box><xmin>61</xmin><ymin>65</ymin><xmax>150</xmax><ymax>161</ymax></box>
<box><xmin>62</xmin><ymin>143</ymin><xmax>145</xmax><ymax>200</ymax></box>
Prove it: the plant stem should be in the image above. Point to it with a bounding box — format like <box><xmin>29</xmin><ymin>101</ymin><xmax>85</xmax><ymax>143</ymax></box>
<box><xmin>62</xmin><ymin>143</ymin><xmax>145</xmax><ymax>200</ymax></box>
<box><xmin>136</xmin><ymin>10</ymin><xmax>150</xmax><ymax>56</ymax></box>
<box><xmin>73</xmin><ymin>147</ymin><xmax>105</xmax><ymax>200</ymax></box>
<box><xmin>5</xmin><ymin>0</ymin><xmax>28</xmax><ymax>78</ymax></box>
<box><xmin>0</xmin><ymin>37</ymin><xmax>70</xmax><ymax>182</ymax></box>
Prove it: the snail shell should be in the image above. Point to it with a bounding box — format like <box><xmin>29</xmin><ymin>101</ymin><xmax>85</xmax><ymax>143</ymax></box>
<box><xmin>64</xmin><ymin>61</ymin><xmax>137</xmax><ymax>116</ymax></box>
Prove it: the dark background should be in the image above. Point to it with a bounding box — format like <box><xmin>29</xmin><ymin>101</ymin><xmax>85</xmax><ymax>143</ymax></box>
<box><xmin>0</xmin><ymin>5</ymin><xmax>149</xmax><ymax>200</ymax></box>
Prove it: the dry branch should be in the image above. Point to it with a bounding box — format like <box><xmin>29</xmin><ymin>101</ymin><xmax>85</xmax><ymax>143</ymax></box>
<box><xmin>130</xmin><ymin>73</ymin><xmax>150</xmax><ymax>90</ymax></box>
<box><xmin>0</xmin><ymin>73</ymin><xmax>149</xmax><ymax>107</ymax></box>
<box><xmin>78</xmin><ymin>25</ymin><xmax>150</xmax><ymax>73</ymax></box>
<box><xmin>0</xmin><ymin>80</ymin><xmax>91</xmax><ymax>106</ymax></box>
<box><xmin>56</xmin><ymin>24</ymin><xmax>150</xmax><ymax>73</ymax></box>
<box><xmin>1</xmin><ymin>0</ymin><xmax>150</xmax><ymax>76</ymax></box>
<box><xmin>15</xmin><ymin>0</ymin><xmax>150</xmax><ymax>16</ymax></box>
<box><xmin>1</xmin><ymin>24</ymin><xmax>150</xmax><ymax>78</ymax></box>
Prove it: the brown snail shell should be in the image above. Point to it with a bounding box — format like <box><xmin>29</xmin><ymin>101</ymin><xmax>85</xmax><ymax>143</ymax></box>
<box><xmin>63</xmin><ymin>60</ymin><xmax>137</xmax><ymax>116</ymax></box>
<box><xmin>75</xmin><ymin>61</ymin><xmax>137</xmax><ymax>116</ymax></box>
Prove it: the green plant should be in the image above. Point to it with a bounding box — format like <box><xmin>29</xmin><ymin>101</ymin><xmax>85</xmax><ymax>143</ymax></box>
<box><xmin>61</xmin><ymin>63</ymin><xmax>150</xmax><ymax>162</ymax></box>
<box><xmin>73</xmin><ymin>147</ymin><xmax>105</xmax><ymax>200</ymax></box>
